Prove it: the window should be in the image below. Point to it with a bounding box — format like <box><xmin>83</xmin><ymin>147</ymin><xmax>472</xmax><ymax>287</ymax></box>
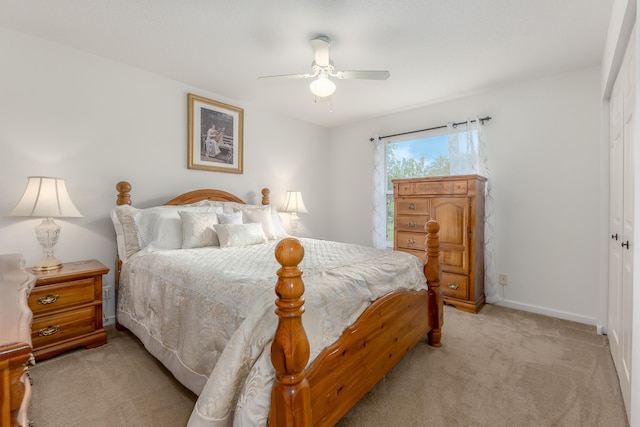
<box><xmin>385</xmin><ymin>133</ymin><xmax>450</xmax><ymax>245</ymax></box>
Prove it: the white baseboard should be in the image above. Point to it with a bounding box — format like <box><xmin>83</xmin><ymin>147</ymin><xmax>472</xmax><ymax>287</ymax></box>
<box><xmin>495</xmin><ymin>299</ymin><xmax>599</xmax><ymax>331</ymax></box>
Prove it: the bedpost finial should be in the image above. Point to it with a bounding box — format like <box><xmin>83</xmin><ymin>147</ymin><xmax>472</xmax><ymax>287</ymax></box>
<box><xmin>425</xmin><ymin>219</ymin><xmax>439</xmax><ymax>234</ymax></box>
<box><xmin>275</xmin><ymin>237</ymin><xmax>304</xmax><ymax>268</ymax></box>
<box><xmin>261</xmin><ymin>188</ymin><xmax>270</xmax><ymax>205</ymax></box>
<box><xmin>116</xmin><ymin>181</ymin><xmax>132</xmax><ymax>206</ymax></box>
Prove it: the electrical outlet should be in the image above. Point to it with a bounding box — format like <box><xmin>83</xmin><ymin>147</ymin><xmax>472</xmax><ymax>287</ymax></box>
<box><xmin>499</xmin><ymin>274</ymin><xmax>508</xmax><ymax>285</ymax></box>
<box><xmin>103</xmin><ymin>287</ymin><xmax>113</xmax><ymax>299</ymax></box>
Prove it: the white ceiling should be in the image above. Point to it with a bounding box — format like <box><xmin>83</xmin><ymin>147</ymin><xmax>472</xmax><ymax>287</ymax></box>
<box><xmin>0</xmin><ymin>0</ymin><xmax>613</xmax><ymax>128</ymax></box>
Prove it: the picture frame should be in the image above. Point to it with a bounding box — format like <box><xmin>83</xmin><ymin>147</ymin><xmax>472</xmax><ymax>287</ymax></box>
<box><xmin>188</xmin><ymin>93</ymin><xmax>244</xmax><ymax>174</ymax></box>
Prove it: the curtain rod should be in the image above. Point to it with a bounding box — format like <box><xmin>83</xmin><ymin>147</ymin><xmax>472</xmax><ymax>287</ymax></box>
<box><xmin>370</xmin><ymin>116</ymin><xmax>492</xmax><ymax>141</ymax></box>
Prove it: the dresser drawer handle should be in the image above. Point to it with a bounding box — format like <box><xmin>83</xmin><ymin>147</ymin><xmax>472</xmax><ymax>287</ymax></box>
<box><xmin>407</xmin><ymin>221</ymin><xmax>417</xmax><ymax>228</ymax></box>
<box><xmin>447</xmin><ymin>283</ymin><xmax>460</xmax><ymax>290</ymax></box>
<box><xmin>407</xmin><ymin>238</ymin><xmax>416</xmax><ymax>245</ymax></box>
<box><xmin>38</xmin><ymin>294</ymin><xmax>60</xmax><ymax>305</ymax></box>
<box><xmin>408</xmin><ymin>203</ymin><xmax>416</xmax><ymax>210</ymax></box>
<box><xmin>38</xmin><ymin>325</ymin><xmax>60</xmax><ymax>337</ymax></box>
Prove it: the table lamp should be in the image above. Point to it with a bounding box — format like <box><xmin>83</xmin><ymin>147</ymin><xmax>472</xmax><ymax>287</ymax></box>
<box><xmin>7</xmin><ymin>176</ymin><xmax>83</xmax><ymax>271</ymax></box>
<box><xmin>280</xmin><ymin>191</ymin><xmax>308</xmax><ymax>236</ymax></box>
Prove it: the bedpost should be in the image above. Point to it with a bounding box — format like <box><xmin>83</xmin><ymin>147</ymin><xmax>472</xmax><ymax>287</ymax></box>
<box><xmin>114</xmin><ymin>181</ymin><xmax>132</xmax><ymax>332</ymax></box>
<box><xmin>270</xmin><ymin>238</ymin><xmax>312</xmax><ymax>427</ymax></box>
<box><xmin>261</xmin><ymin>188</ymin><xmax>270</xmax><ymax>205</ymax></box>
<box><xmin>425</xmin><ymin>219</ymin><xmax>443</xmax><ymax>347</ymax></box>
<box><xmin>116</xmin><ymin>181</ymin><xmax>132</xmax><ymax>206</ymax></box>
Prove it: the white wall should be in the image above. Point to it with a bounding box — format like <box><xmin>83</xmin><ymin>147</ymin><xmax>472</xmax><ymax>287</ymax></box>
<box><xmin>0</xmin><ymin>27</ymin><xmax>331</xmax><ymax>323</ymax></box>
<box><xmin>328</xmin><ymin>66</ymin><xmax>604</xmax><ymax>326</ymax></box>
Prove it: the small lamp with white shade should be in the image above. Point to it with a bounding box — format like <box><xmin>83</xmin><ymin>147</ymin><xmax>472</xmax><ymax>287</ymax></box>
<box><xmin>7</xmin><ymin>176</ymin><xmax>83</xmax><ymax>271</ymax></box>
<box><xmin>280</xmin><ymin>191</ymin><xmax>308</xmax><ymax>236</ymax></box>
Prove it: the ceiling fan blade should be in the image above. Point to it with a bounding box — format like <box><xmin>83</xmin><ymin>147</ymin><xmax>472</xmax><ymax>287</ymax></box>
<box><xmin>257</xmin><ymin>73</ymin><xmax>314</xmax><ymax>80</ymax></box>
<box><xmin>310</xmin><ymin>35</ymin><xmax>331</xmax><ymax>67</ymax></box>
<box><xmin>335</xmin><ymin>70</ymin><xmax>390</xmax><ymax>80</ymax></box>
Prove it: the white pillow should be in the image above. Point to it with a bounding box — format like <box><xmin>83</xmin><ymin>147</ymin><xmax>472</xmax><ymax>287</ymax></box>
<box><xmin>110</xmin><ymin>205</ymin><xmax>143</xmax><ymax>262</ymax></box>
<box><xmin>270</xmin><ymin>208</ymin><xmax>287</xmax><ymax>238</ymax></box>
<box><xmin>135</xmin><ymin>205</ymin><xmax>220</xmax><ymax>250</ymax></box>
<box><xmin>213</xmin><ymin>223</ymin><xmax>268</xmax><ymax>248</ymax></box>
<box><xmin>217</xmin><ymin>211</ymin><xmax>243</xmax><ymax>224</ymax></box>
<box><xmin>237</xmin><ymin>205</ymin><xmax>278</xmax><ymax>240</ymax></box>
<box><xmin>179</xmin><ymin>210</ymin><xmax>222</xmax><ymax>248</ymax></box>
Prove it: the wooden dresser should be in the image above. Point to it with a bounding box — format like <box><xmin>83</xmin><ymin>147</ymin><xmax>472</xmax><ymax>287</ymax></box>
<box><xmin>393</xmin><ymin>175</ymin><xmax>486</xmax><ymax>313</ymax></box>
<box><xmin>0</xmin><ymin>254</ymin><xmax>35</xmax><ymax>427</ymax></box>
<box><xmin>28</xmin><ymin>260</ymin><xmax>109</xmax><ymax>361</ymax></box>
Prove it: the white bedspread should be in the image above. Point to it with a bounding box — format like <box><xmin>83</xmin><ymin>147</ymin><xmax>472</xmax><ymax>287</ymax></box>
<box><xmin>116</xmin><ymin>238</ymin><xmax>427</xmax><ymax>427</ymax></box>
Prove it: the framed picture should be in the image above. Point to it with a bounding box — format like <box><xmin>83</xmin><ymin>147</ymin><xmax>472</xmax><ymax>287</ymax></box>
<box><xmin>188</xmin><ymin>93</ymin><xmax>244</xmax><ymax>173</ymax></box>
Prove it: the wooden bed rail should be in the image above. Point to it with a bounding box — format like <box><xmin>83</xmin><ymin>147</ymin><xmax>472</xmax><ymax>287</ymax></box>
<box><xmin>270</xmin><ymin>220</ymin><xmax>442</xmax><ymax>426</ymax></box>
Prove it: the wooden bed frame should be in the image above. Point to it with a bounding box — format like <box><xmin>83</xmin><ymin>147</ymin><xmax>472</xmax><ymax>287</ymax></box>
<box><xmin>114</xmin><ymin>181</ymin><xmax>443</xmax><ymax>427</ymax></box>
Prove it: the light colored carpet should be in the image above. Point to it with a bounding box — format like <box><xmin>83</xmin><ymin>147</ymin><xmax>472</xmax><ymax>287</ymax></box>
<box><xmin>29</xmin><ymin>304</ymin><xmax>629</xmax><ymax>426</ymax></box>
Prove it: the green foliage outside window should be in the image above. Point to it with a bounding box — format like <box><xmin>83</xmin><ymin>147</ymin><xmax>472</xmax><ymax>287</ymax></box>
<box><xmin>385</xmin><ymin>142</ymin><xmax>450</xmax><ymax>242</ymax></box>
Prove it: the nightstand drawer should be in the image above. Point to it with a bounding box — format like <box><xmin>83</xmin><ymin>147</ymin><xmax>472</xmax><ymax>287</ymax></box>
<box><xmin>441</xmin><ymin>272</ymin><xmax>469</xmax><ymax>300</ymax></box>
<box><xmin>31</xmin><ymin>305</ymin><xmax>97</xmax><ymax>349</ymax></box>
<box><xmin>28</xmin><ymin>278</ymin><xmax>95</xmax><ymax>315</ymax></box>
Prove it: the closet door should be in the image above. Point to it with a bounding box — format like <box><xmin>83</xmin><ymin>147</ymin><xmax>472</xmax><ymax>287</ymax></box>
<box><xmin>608</xmin><ymin>29</ymin><xmax>634</xmax><ymax>418</ymax></box>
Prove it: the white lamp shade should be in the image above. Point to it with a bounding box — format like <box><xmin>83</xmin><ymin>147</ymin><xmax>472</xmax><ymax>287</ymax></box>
<box><xmin>280</xmin><ymin>191</ymin><xmax>309</xmax><ymax>214</ymax></box>
<box><xmin>309</xmin><ymin>76</ymin><xmax>336</xmax><ymax>98</ymax></box>
<box><xmin>8</xmin><ymin>176</ymin><xmax>82</xmax><ymax>218</ymax></box>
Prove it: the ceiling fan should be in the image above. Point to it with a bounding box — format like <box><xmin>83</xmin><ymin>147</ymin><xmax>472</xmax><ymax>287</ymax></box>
<box><xmin>258</xmin><ymin>35</ymin><xmax>390</xmax><ymax>98</ymax></box>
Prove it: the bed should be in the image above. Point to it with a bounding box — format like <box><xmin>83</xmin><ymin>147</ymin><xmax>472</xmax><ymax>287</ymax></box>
<box><xmin>111</xmin><ymin>181</ymin><xmax>443</xmax><ymax>427</ymax></box>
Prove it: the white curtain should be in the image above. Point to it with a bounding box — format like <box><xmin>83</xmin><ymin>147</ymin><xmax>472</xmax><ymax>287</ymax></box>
<box><xmin>447</xmin><ymin>117</ymin><xmax>499</xmax><ymax>303</ymax></box>
<box><xmin>371</xmin><ymin>135</ymin><xmax>387</xmax><ymax>249</ymax></box>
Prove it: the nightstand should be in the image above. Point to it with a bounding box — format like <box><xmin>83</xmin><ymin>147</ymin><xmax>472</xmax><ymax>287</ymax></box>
<box><xmin>28</xmin><ymin>260</ymin><xmax>109</xmax><ymax>361</ymax></box>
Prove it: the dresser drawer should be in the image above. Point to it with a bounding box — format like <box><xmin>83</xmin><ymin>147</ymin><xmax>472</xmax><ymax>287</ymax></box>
<box><xmin>396</xmin><ymin>215</ymin><xmax>429</xmax><ymax>232</ymax></box>
<box><xmin>396</xmin><ymin>231</ymin><xmax>425</xmax><ymax>251</ymax></box>
<box><xmin>28</xmin><ymin>278</ymin><xmax>96</xmax><ymax>315</ymax></box>
<box><xmin>396</xmin><ymin>198</ymin><xmax>428</xmax><ymax>214</ymax></box>
<box><xmin>31</xmin><ymin>305</ymin><xmax>97</xmax><ymax>349</ymax></box>
<box><xmin>396</xmin><ymin>181</ymin><xmax>412</xmax><ymax>195</ymax></box>
<box><xmin>441</xmin><ymin>272</ymin><xmax>469</xmax><ymax>300</ymax></box>
<box><xmin>413</xmin><ymin>180</ymin><xmax>468</xmax><ymax>195</ymax></box>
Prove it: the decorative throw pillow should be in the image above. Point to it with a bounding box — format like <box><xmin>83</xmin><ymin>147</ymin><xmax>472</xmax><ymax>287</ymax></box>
<box><xmin>237</xmin><ymin>205</ymin><xmax>278</xmax><ymax>240</ymax></box>
<box><xmin>217</xmin><ymin>211</ymin><xmax>243</xmax><ymax>224</ymax></box>
<box><xmin>134</xmin><ymin>205</ymin><xmax>220</xmax><ymax>250</ymax></box>
<box><xmin>179</xmin><ymin>210</ymin><xmax>222</xmax><ymax>248</ymax></box>
<box><xmin>213</xmin><ymin>223</ymin><xmax>268</xmax><ymax>248</ymax></box>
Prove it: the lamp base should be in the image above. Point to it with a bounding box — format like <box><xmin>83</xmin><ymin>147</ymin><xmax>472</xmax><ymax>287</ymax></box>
<box><xmin>32</xmin><ymin>257</ymin><xmax>63</xmax><ymax>271</ymax></box>
<box><xmin>34</xmin><ymin>217</ymin><xmax>63</xmax><ymax>271</ymax></box>
<box><xmin>288</xmin><ymin>213</ymin><xmax>300</xmax><ymax>236</ymax></box>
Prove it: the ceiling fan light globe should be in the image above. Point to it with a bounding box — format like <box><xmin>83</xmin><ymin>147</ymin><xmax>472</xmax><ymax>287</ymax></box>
<box><xmin>310</xmin><ymin>77</ymin><xmax>336</xmax><ymax>97</ymax></box>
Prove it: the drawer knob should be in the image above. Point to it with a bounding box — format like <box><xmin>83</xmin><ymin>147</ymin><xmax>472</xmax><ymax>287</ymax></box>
<box><xmin>407</xmin><ymin>238</ymin><xmax>416</xmax><ymax>245</ymax></box>
<box><xmin>38</xmin><ymin>325</ymin><xmax>60</xmax><ymax>337</ymax></box>
<box><xmin>38</xmin><ymin>294</ymin><xmax>60</xmax><ymax>305</ymax></box>
<box><xmin>447</xmin><ymin>283</ymin><xmax>460</xmax><ymax>290</ymax></box>
<box><xmin>408</xmin><ymin>203</ymin><xmax>416</xmax><ymax>210</ymax></box>
<box><xmin>407</xmin><ymin>221</ymin><xmax>417</xmax><ymax>228</ymax></box>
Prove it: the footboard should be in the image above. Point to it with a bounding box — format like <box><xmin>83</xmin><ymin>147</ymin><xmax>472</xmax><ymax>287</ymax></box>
<box><xmin>270</xmin><ymin>220</ymin><xmax>442</xmax><ymax>427</ymax></box>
